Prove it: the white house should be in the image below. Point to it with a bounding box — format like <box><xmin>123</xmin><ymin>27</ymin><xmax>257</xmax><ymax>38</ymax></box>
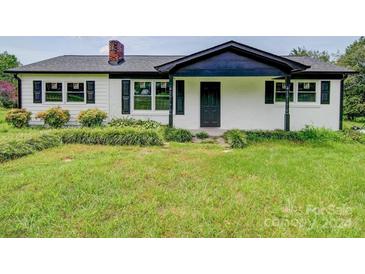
<box><xmin>7</xmin><ymin>40</ymin><xmax>355</xmax><ymax>131</ymax></box>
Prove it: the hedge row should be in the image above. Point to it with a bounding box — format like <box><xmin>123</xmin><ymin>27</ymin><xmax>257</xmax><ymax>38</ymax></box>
<box><xmin>0</xmin><ymin>127</ymin><xmax>163</xmax><ymax>163</ymax></box>
<box><xmin>58</xmin><ymin>127</ymin><xmax>163</xmax><ymax>146</ymax></box>
<box><xmin>0</xmin><ymin>133</ymin><xmax>62</xmax><ymax>162</ymax></box>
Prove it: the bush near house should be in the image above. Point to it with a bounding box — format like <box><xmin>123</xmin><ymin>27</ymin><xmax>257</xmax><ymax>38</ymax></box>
<box><xmin>223</xmin><ymin>129</ymin><xmax>248</xmax><ymax>148</ymax></box>
<box><xmin>36</xmin><ymin>107</ymin><xmax>70</xmax><ymax>128</ymax></box>
<box><xmin>77</xmin><ymin>108</ymin><xmax>107</xmax><ymax>127</ymax></box>
<box><xmin>109</xmin><ymin>117</ymin><xmax>161</xmax><ymax>129</ymax></box>
<box><xmin>58</xmin><ymin>127</ymin><xmax>163</xmax><ymax>146</ymax></box>
<box><xmin>164</xmin><ymin>127</ymin><xmax>193</xmax><ymax>143</ymax></box>
<box><xmin>0</xmin><ymin>133</ymin><xmax>61</xmax><ymax>162</ymax></box>
<box><xmin>5</xmin><ymin>108</ymin><xmax>31</xmax><ymax>128</ymax></box>
<box><xmin>195</xmin><ymin>131</ymin><xmax>209</xmax><ymax>139</ymax></box>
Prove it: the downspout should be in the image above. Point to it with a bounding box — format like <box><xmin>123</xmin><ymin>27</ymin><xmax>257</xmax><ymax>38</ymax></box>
<box><xmin>168</xmin><ymin>74</ymin><xmax>174</xmax><ymax>127</ymax></box>
<box><xmin>14</xmin><ymin>74</ymin><xmax>22</xmax><ymax>108</ymax></box>
<box><xmin>284</xmin><ymin>74</ymin><xmax>291</xmax><ymax>131</ymax></box>
<box><xmin>339</xmin><ymin>75</ymin><xmax>347</xmax><ymax>130</ymax></box>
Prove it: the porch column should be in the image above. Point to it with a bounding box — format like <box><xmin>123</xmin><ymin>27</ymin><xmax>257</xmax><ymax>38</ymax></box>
<box><xmin>168</xmin><ymin>75</ymin><xmax>173</xmax><ymax>127</ymax></box>
<box><xmin>284</xmin><ymin>75</ymin><xmax>291</xmax><ymax>131</ymax></box>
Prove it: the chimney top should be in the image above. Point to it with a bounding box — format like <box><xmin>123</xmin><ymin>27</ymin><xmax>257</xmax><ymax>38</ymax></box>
<box><xmin>108</xmin><ymin>40</ymin><xmax>124</xmax><ymax>65</ymax></box>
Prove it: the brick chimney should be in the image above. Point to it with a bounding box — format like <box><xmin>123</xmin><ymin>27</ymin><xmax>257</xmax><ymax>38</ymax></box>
<box><xmin>108</xmin><ymin>40</ymin><xmax>124</xmax><ymax>65</ymax></box>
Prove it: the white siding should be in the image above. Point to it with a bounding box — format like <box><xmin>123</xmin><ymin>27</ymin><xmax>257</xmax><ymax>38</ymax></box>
<box><xmin>20</xmin><ymin>74</ymin><xmax>341</xmax><ymax>130</ymax></box>
<box><xmin>19</xmin><ymin>74</ymin><xmax>109</xmax><ymax>124</ymax></box>
<box><xmin>109</xmin><ymin>79</ymin><xmax>169</xmax><ymax>124</ymax></box>
<box><xmin>173</xmin><ymin>77</ymin><xmax>341</xmax><ymax>131</ymax></box>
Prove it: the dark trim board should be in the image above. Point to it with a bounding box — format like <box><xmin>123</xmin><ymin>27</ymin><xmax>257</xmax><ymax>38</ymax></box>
<box><xmin>14</xmin><ymin>74</ymin><xmax>22</xmax><ymax>108</ymax></box>
<box><xmin>339</xmin><ymin>78</ymin><xmax>345</xmax><ymax>130</ymax></box>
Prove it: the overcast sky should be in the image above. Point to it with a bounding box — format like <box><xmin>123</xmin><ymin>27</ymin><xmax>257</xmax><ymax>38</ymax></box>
<box><xmin>0</xmin><ymin>36</ymin><xmax>359</xmax><ymax>65</ymax></box>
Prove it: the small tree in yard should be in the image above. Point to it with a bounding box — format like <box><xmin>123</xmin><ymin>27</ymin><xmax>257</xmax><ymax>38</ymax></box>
<box><xmin>0</xmin><ymin>80</ymin><xmax>17</xmax><ymax>108</ymax></box>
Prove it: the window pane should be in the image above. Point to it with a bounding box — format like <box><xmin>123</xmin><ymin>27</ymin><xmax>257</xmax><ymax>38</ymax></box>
<box><xmin>134</xmin><ymin>82</ymin><xmax>151</xmax><ymax>95</ymax></box>
<box><xmin>46</xmin><ymin>82</ymin><xmax>62</xmax><ymax>91</ymax></box>
<box><xmin>45</xmin><ymin>92</ymin><xmax>62</xmax><ymax>102</ymax></box>
<box><xmin>134</xmin><ymin>96</ymin><xmax>151</xmax><ymax>110</ymax></box>
<box><xmin>298</xmin><ymin>82</ymin><xmax>316</xmax><ymax>91</ymax></box>
<box><xmin>298</xmin><ymin>93</ymin><xmax>316</xmax><ymax>102</ymax></box>
<box><xmin>67</xmin><ymin>93</ymin><xmax>84</xmax><ymax>102</ymax></box>
<box><xmin>156</xmin><ymin>96</ymin><xmax>169</xmax><ymax>110</ymax></box>
<box><xmin>275</xmin><ymin>82</ymin><xmax>293</xmax><ymax>91</ymax></box>
<box><xmin>275</xmin><ymin>92</ymin><xmax>293</xmax><ymax>102</ymax></box>
<box><xmin>156</xmin><ymin>82</ymin><xmax>169</xmax><ymax>96</ymax></box>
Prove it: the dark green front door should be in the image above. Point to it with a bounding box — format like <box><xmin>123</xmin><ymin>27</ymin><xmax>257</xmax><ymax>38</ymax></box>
<box><xmin>200</xmin><ymin>82</ymin><xmax>221</xmax><ymax>127</ymax></box>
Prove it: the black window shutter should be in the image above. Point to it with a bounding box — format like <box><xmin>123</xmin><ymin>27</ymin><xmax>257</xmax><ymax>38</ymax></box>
<box><xmin>176</xmin><ymin>80</ymin><xmax>184</xmax><ymax>115</ymax></box>
<box><xmin>265</xmin><ymin>81</ymin><xmax>274</xmax><ymax>104</ymax></box>
<box><xmin>86</xmin><ymin>81</ymin><xmax>95</xmax><ymax>104</ymax></box>
<box><xmin>33</xmin><ymin>80</ymin><xmax>42</xmax><ymax>103</ymax></box>
<box><xmin>321</xmin><ymin>81</ymin><xmax>330</xmax><ymax>104</ymax></box>
<box><xmin>122</xmin><ymin>80</ymin><xmax>131</xmax><ymax>114</ymax></box>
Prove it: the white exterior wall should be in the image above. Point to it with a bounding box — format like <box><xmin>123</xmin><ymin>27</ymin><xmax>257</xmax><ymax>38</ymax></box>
<box><xmin>173</xmin><ymin>77</ymin><xmax>341</xmax><ymax>131</ymax></box>
<box><xmin>20</xmin><ymin>74</ymin><xmax>341</xmax><ymax>130</ymax></box>
<box><xmin>19</xmin><ymin>74</ymin><xmax>109</xmax><ymax>124</ymax></box>
<box><xmin>109</xmin><ymin>78</ymin><xmax>169</xmax><ymax>124</ymax></box>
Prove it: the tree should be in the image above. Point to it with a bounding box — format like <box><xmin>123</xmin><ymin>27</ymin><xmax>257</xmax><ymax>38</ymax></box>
<box><xmin>337</xmin><ymin>37</ymin><xmax>365</xmax><ymax>120</ymax></box>
<box><xmin>290</xmin><ymin>47</ymin><xmax>331</xmax><ymax>63</ymax></box>
<box><xmin>0</xmin><ymin>51</ymin><xmax>21</xmax><ymax>84</ymax></box>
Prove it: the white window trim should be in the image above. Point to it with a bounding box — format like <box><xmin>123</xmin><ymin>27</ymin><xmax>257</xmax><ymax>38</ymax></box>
<box><xmin>66</xmin><ymin>81</ymin><xmax>87</xmax><ymax>104</ymax></box>
<box><xmin>43</xmin><ymin>81</ymin><xmax>64</xmax><ymax>104</ymax></box>
<box><xmin>43</xmin><ymin>80</ymin><xmax>89</xmax><ymax>105</ymax></box>
<box><xmin>131</xmin><ymin>79</ymin><xmax>169</xmax><ymax>114</ymax></box>
<box><xmin>274</xmin><ymin>80</ymin><xmax>321</xmax><ymax>106</ymax></box>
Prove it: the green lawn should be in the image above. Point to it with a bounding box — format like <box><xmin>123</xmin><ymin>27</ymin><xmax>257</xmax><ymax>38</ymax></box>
<box><xmin>1</xmin><ymin>107</ymin><xmax>365</xmax><ymax>237</ymax></box>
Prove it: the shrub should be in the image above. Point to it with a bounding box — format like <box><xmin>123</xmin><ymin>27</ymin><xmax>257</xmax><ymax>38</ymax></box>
<box><xmin>77</xmin><ymin>108</ymin><xmax>107</xmax><ymax>127</ymax></box>
<box><xmin>298</xmin><ymin>126</ymin><xmax>342</xmax><ymax>142</ymax></box>
<box><xmin>109</xmin><ymin>117</ymin><xmax>161</xmax><ymax>129</ymax></box>
<box><xmin>164</xmin><ymin>127</ymin><xmax>192</xmax><ymax>142</ymax></box>
<box><xmin>0</xmin><ymin>133</ymin><xmax>62</xmax><ymax>162</ymax></box>
<box><xmin>195</xmin><ymin>131</ymin><xmax>209</xmax><ymax>139</ymax></box>
<box><xmin>223</xmin><ymin>129</ymin><xmax>247</xmax><ymax>149</ymax></box>
<box><xmin>244</xmin><ymin>130</ymin><xmax>302</xmax><ymax>142</ymax></box>
<box><xmin>5</xmin><ymin>108</ymin><xmax>32</xmax><ymax>128</ymax></box>
<box><xmin>58</xmin><ymin>127</ymin><xmax>163</xmax><ymax>146</ymax></box>
<box><xmin>36</xmin><ymin>107</ymin><xmax>70</xmax><ymax>128</ymax></box>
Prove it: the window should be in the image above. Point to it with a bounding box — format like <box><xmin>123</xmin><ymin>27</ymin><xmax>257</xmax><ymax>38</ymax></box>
<box><xmin>275</xmin><ymin>82</ymin><xmax>293</xmax><ymax>102</ymax></box>
<box><xmin>298</xmin><ymin>82</ymin><xmax>316</xmax><ymax>102</ymax></box>
<box><xmin>155</xmin><ymin>81</ymin><xmax>169</xmax><ymax>110</ymax></box>
<box><xmin>45</xmin><ymin>82</ymin><xmax>63</xmax><ymax>102</ymax></box>
<box><xmin>67</xmin><ymin>83</ymin><xmax>85</xmax><ymax>102</ymax></box>
<box><xmin>134</xmin><ymin>81</ymin><xmax>152</xmax><ymax>110</ymax></box>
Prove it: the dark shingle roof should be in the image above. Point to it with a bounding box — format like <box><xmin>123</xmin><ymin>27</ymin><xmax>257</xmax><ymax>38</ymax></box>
<box><xmin>284</xmin><ymin>56</ymin><xmax>355</xmax><ymax>73</ymax></box>
<box><xmin>8</xmin><ymin>55</ymin><xmax>184</xmax><ymax>73</ymax></box>
<box><xmin>7</xmin><ymin>53</ymin><xmax>355</xmax><ymax>74</ymax></box>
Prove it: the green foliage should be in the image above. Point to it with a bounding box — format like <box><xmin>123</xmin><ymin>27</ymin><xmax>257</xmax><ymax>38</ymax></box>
<box><xmin>0</xmin><ymin>133</ymin><xmax>61</xmax><ymax>162</ymax></box>
<box><xmin>77</xmin><ymin>108</ymin><xmax>107</xmax><ymax>127</ymax></box>
<box><xmin>337</xmin><ymin>37</ymin><xmax>365</xmax><ymax>120</ymax></box>
<box><xmin>245</xmin><ymin>129</ymin><xmax>302</xmax><ymax>142</ymax></box>
<box><xmin>5</xmin><ymin>108</ymin><xmax>31</xmax><ymax>128</ymax></box>
<box><xmin>290</xmin><ymin>47</ymin><xmax>331</xmax><ymax>62</ymax></box>
<box><xmin>244</xmin><ymin>126</ymin><xmax>363</xmax><ymax>144</ymax></box>
<box><xmin>58</xmin><ymin>127</ymin><xmax>163</xmax><ymax>146</ymax></box>
<box><xmin>109</xmin><ymin>117</ymin><xmax>161</xmax><ymax>129</ymax></box>
<box><xmin>36</xmin><ymin>107</ymin><xmax>70</xmax><ymax>128</ymax></box>
<box><xmin>164</xmin><ymin>127</ymin><xmax>193</xmax><ymax>143</ymax></box>
<box><xmin>298</xmin><ymin>126</ymin><xmax>343</xmax><ymax>142</ymax></box>
<box><xmin>223</xmin><ymin>129</ymin><xmax>248</xmax><ymax>148</ymax></box>
<box><xmin>195</xmin><ymin>131</ymin><xmax>209</xmax><ymax>139</ymax></box>
<box><xmin>0</xmin><ymin>51</ymin><xmax>21</xmax><ymax>84</ymax></box>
